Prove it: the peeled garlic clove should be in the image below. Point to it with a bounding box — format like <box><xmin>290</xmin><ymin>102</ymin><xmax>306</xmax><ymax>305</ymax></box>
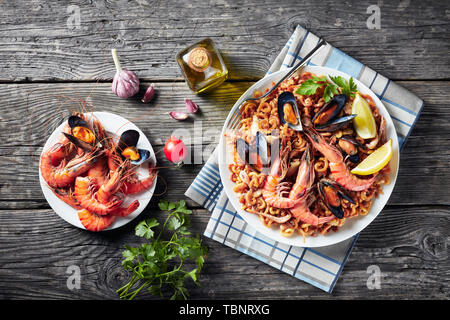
<box><xmin>111</xmin><ymin>49</ymin><xmax>140</xmax><ymax>98</ymax></box>
<box><xmin>169</xmin><ymin>111</ymin><xmax>189</xmax><ymax>121</ymax></box>
<box><xmin>185</xmin><ymin>98</ymin><xmax>199</xmax><ymax>113</ymax></box>
<box><xmin>141</xmin><ymin>83</ymin><xmax>155</xmax><ymax>103</ymax></box>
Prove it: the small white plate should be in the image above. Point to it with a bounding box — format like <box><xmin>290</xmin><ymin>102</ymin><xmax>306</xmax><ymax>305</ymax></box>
<box><xmin>39</xmin><ymin>111</ymin><xmax>157</xmax><ymax>231</ymax></box>
<box><xmin>218</xmin><ymin>66</ymin><xmax>399</xmax><ymax>247</ymax></box>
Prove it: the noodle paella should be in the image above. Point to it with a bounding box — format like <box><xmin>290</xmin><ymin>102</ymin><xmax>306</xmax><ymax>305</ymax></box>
<box><xmin>226</xmin><ymin>72</ymin><xmax>391</xmax><ymax>239</ymax></box>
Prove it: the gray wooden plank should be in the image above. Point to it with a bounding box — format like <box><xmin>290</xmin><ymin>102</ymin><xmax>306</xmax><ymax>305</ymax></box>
<box><xmin>0</xmin><ymin>81</ymin><xmax>449</xmax><ymax>207</ymax></box>
<box><xmin>0</xmin><ymin>0</ymin><xmax>448</xmax><ymax>82</ymax></box>
<box><xmin>0</xmin><ymin>206</ymin><xmax>448</xmax><ymax>299</ymax></box>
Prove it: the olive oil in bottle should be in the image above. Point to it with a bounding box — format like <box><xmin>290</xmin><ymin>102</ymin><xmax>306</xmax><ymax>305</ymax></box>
<box><xmin>176</xmin><ymin>38</ymin><xmax>228</xmax><ymax>94</ymax></box>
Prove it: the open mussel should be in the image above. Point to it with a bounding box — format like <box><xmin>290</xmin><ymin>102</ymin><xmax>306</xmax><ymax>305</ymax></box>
<box><xmin>117</xmin><ymin>129</ymin><xmax>150</xmax><ymax>165</ymax></box>
<box><xmin>236</xmin><ymin>131</ymin><xmax>269</xmax><ymax>172</ymax></box>
<box><xmin>68</xmin><ymin>115</ymin><xmax>96</xmax><ymax>144</ymax></box>
<box><xmin>318</xmin><ymin>179</ymin><xmax>355</xmax><ymax>219</ymax></box>
<box><xmin>63</xmin><ymin>132</ymin><xmax>95</xmax><ymax>152</ymax></box>
<box><xmin>277</xmin><ymin>91</ymin><xmax>303</xmax><ymax>131</ymax></box>
<box><xmin>338</xmin><ymin>135</ymin><xmax>365</xmax><ymax>163</ymax></box>
<box><xmin>312</xmin><ymin>94</ymin><xmax>356</xmax><ymax>132</ymax></box>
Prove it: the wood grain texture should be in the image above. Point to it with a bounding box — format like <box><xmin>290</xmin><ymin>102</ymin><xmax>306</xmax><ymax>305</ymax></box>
<box><xmin>0</xmin><ymin>0</ymin><xmax>449</xmax><ymax>301</ymax></box>
<box><xmin>0</xmin><ymin>0</ymin><xmax>448</xmax><ymax>82</ymax></box>
<box><xmin>0</xmin><ymin>206</ymin><xmax>448</xmax><ymax>299</ymax></box>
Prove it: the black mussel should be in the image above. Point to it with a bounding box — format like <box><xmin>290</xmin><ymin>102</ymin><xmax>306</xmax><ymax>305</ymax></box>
<box><xmin>315</xmin><ymin>114</ymin><xmax>357</xmax><ymax>132</ymax></box>
<box><xmin>312</xmin><ymin>94</ymin><xmax>347</xmax><ymax>125</ymax></box>
<box><xmin>277</xmin><ymin>91</ymin><xmax>303</xmax><ymax>131</ymax></box>
<box><xmin>63</xmin><ymin>132</ymin><xmax>95</xmax><ymax>152</ymax></box>
<box><xmin>312</xmin><ymin>94</ymin><xmax>356</xmax><ymax>132</ymax></box>
<box><xmin>118</xmin><ymin>129</ymin><xmax>140</xmax><ymax>151</ymax></box>
<box><xmin>118</xmin><ymin>129</ymin><xmax>150</xmax><ymax>165</ymax></box>
<box><xmin>68</xmin><ymin>115</ymin><xmax>89</xmax><ymax>129</ymax></box>
<box><xmin>68</xmin><ymin>115</ymin><xmax>96</xmax><ymax>144</ymax></box>
<box><xmin>338</xmin><ymin>135</ymin><xmax>365</xmax><ymax>163</ymax></box>
<box><xmin>236</xmin><ymin>132</ymin><xmax>269</xmax><ymax>172</ymax></box>
<box><xmin>131</xmin><ymin>149</ymin><xmax>150</xmax><ymax>166</ymax></box>
<box><xmin>318</xmin><ymin>179</ymin><xmax>355</xmax><ymax>219</ymax></box>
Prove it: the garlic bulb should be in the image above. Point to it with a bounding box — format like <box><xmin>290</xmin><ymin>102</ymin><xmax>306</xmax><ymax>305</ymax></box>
<box><xmin>111</xmin><ymin>49</ymin><xmax>140</xmax><ymax>98</ymax></box>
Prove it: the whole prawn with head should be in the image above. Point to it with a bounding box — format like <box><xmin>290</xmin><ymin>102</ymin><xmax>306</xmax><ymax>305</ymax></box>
<box><xmin>305</xmin><ymin>127</ymin><xmax>377</xmax><ymax>192</ymax></box>
<box><xmin>40</xmin><ymin>141</ymin><xmax>103</xmax><ymax>189</ymax></box>
<box><xmin>289</xmin><ymin>147</ymin><xmax>335</xmax><ymax>226</ymax></box>
<box><xmin>261</xmin><ymin>133</ymin><xmax>301</xmax><ymax>209</ymax></box>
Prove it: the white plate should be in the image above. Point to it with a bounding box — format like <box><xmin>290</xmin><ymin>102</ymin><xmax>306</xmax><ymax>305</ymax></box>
<box><xmin>218</xmin><ymin>66</ymin><xmax>399</xmax><ymax>247</ymax></box>
<box><xmin>39</xmin><ymin>111</ymin><xmax>157</xmax><ymax>231</ymax></box>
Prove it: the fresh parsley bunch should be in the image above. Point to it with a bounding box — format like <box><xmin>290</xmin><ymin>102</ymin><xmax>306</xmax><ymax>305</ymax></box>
<box><xmin>117</xmin><ymin>199</ymin><xmax>207</xmax><ymax>300</ymax></box>
<box><xmin>295</xmin><ymin>75</ymin><xmax>358</xmax><ymax>102</ymax></box>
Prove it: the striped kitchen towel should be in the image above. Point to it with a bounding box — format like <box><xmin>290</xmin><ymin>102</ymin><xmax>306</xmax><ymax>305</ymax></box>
<box><xmin>185</xmin><ymin>25</ymin><xmax>424</xmax><ymax>292</ymax></box>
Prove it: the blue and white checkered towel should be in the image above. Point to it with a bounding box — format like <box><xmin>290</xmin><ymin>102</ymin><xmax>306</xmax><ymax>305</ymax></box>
<box><xmin>185</xmin><ymin>25</ymin><xmax>424</xmax><ymax>292</ymax></box>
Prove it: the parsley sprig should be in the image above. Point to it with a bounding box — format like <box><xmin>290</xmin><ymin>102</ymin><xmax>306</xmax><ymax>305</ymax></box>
<box><xmin>295</xmin><ymin>75</ymin><xmax>358</xmax><ymax>102</ymax></box>
<box><xmin>117</xmin><ymin>199</ymin><xmax>207</xmax><ymax>300</ymax></box>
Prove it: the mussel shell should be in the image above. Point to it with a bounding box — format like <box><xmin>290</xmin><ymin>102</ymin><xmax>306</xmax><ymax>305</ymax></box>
<box><xmin>347</xmin><ymin>154</ymin><xmax>360</xmax><ymax>163</ymax></box>
<box><xmin>68</xmin><ymin>115</ymin><xmax>89</xmax><ymax>129</ymax></box>
<box><xmin>318</xmin><ymin>179</ymin><xmax>355</xmax><ymax>219</ymax></box>
<box><xmin>62</xmin><ymin>132</ymin><xmax>94</xmax><ymax>152</ymax></box>
<box><xmin>277</xmin><ymin>91</ymin><xmax>303</xmax><ymax>131</ymax></box>
<box><xmin>318</xmin><ymin>180</ymin><xmax>343</xmax><ymax>218</ymax></box>
<box><xmin>315</xmin><ymin>114</ymin><xmax>357</xmax><ymax>132</ymax></box>
<box><xmin>118</xmin><ymin>129</ymin><xmax>151</xmax><ymax>165</ymax></box>
<box><xmin>118</xmin><ymin>129</ymin><xmax>140</xmax><ymax>151</ymax></box>
<box><xmin>340</xmin><ymin>135</ymin><xmax>366</xmax><ymax>149</ymax></box>
<box><xmin>339</xmin><ymin>135</ymin><xmax>364</xmax><ymax>163</ymax></box>
<box><xmin>312</xmin><ymin>94</ymin><xmax>348</xmax><ymax>126</ymax></box>
<box><xmin>130</xmin><ymin>148</ymin><xmax>151</xmax><ymax>166</ymax></box>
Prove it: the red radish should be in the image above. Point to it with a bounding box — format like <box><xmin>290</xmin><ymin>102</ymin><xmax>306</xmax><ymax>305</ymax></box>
<box><xmin>164</xmin><ymin>136</ymin><xmax>187</xmax><ymax>164</ymax></box>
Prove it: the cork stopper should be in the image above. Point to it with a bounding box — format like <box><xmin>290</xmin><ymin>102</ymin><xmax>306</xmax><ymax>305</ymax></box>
<box><xmin>187</xmin><ymin>46</ymin><xmax>211</xmax><ymax>72</ymax></box>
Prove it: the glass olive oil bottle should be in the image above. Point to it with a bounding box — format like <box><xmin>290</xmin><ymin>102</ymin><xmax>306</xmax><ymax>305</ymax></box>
<box><xmin>176</xmin><ymin>38</ymin><xmax>228</xmax><ymax>94</ymax></box>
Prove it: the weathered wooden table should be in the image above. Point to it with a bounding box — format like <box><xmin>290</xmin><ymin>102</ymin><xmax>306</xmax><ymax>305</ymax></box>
<box><xmin>0</xmin><ymin>0</ymin><xmax>448</xmax><ymax>300</ymax></box>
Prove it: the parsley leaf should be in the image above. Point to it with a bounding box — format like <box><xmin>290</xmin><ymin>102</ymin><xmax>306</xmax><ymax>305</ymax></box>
<box><xmin>295</xmin><ymin>75</ymin><xmax>358</xmax><ymax>102</ymax></box>
<box><xmin>295</xmin><ymin>79</ymin><xmax>325</xmax><ymax>96</ymax></box>
<box><xmin>117</xmin><ymin>199</ymin><xmax>207</xmax><ymax>300</ymax></box>
<box><xmin>295</xmin><ymin>75</ymin><xmax>338</xmax><ymax>102</ymax></box>
<box><xmin>135</xmin><ymin>218</ymin><xmax>159</xmax><ymax>240</ymax></box>
<box><xmin>329</xmin><ymin>76</ymin><xmax>358</xmax><ymax>98</ymax></box>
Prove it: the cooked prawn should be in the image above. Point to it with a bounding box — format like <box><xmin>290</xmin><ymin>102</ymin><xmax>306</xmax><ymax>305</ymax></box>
<box><xmin>289</xmin><ymin>148</ymin><xmax>335</xmax><ymax>226</ymax></box>
<box><xmin>74</xmin><ymin>176</ymin><xmax>124</xmax><ymax>216</ymax></box>
<box><xmin>262</xmin><ymin>157</ymin><xmax>300</xmax><ymax>209</ymax></box>
<box><xmin>51</xmin><ymin>186</ymin><xmax>82</xmax><ymax>210</ymax></box>
<box><xmin>87</xmin><ymin>156</ymin><xmax>109</xmax><ymax>186</ymax></box>
<box><xmin>40</xmin><ymin>143</ymin><xmax>100</xmax><ymax>188</ymax></box>
<box><xmin>305</xmin><ymin>127</ymin><xmax>377</xmax><ymax>192</ymax></box>
<box><xmin>78</xmin><ymin>199</ymin><xmax>140</xmax><ymax>232</ymax></box>
<box><xmin>96</xmin><ymin>164</ymin><xmax>128</xmax><ymax>204</ymax></box>
<box><xmin>121</xmin><ymin>164</ymin><xmax>158</xmax><ymax>195</ymax></box>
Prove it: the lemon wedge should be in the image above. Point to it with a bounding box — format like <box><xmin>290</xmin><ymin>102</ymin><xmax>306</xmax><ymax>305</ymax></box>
<box><xmin>351</xmin><ymin>139</ymin><xmax>393</xmax><ymax>175</ymax></box>
<box><xmin>352</xmin><ymin>93</ymin><xmax>377</xmax><ymax>139</ymax></box>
